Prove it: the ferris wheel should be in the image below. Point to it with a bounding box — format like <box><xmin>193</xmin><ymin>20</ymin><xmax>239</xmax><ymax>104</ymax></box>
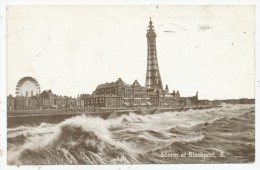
<box><xmin>15</xmin><ymin>76</ymin><xmax>41</xmax><ymax>97</ymax></box>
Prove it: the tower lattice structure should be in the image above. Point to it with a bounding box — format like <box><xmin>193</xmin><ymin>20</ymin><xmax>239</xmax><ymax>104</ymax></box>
<box><xmin>145</xmin><ymin>18</ymin><xmax>163</xmax><ymax>90</ymax></box>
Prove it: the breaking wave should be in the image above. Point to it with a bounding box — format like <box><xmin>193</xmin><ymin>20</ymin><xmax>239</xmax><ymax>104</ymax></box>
<box><xmin>7</xmin><ymin>104</ymin><xmax>255</xmax><ymax>164</ymax></box>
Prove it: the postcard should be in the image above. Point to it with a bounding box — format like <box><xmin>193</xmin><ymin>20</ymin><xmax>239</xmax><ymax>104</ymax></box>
<box><xmin>0</xmin><ymin>2</ymin><xmax>259</xmax><ymax>170</ymax></box>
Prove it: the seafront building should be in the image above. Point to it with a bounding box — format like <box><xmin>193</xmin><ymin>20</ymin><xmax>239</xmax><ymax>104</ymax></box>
<box><xmin>89</xmin><ymin>78</ymin><xmax>149</xmax><ymax>107</ymax></box>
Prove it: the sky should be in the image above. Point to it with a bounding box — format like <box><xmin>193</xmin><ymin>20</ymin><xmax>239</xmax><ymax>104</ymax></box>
<box><xmin>7</xmin><ymin>5</ymin><xmax>255</xmax><ymax>100</ymax></box>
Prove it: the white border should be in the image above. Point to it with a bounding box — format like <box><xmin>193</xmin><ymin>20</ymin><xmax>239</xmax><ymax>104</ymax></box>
<box><xmin>0</xmin><ymin>0</ymin><xmax>259</xmax><ymax>170</ymax></box>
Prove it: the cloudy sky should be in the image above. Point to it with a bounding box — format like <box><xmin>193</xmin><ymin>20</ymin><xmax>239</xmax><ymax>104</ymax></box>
<box><xmin>7</xmin><ymin>5</ymin><xmax>255</xmax><ymax>100</ymax></box>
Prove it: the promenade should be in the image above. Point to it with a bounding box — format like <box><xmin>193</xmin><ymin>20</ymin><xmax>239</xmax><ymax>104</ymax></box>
<box><xmin>7</xmin><ymin>105</ymin><xmax>218</xmax><ymax>128</ymax></box>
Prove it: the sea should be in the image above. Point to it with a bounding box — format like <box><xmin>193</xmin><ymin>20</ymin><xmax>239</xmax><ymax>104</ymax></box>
<box><xmin>7</xmin><ymin>104</ymin><xmax>255</xmax><ymax>165</ymax></box>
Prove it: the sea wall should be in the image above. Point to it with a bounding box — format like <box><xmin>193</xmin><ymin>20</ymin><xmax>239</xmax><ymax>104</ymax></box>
<box><xmin>7</xmin><ymin>106</ymin><xmax>219</xmax><ymax>128</ymax></box>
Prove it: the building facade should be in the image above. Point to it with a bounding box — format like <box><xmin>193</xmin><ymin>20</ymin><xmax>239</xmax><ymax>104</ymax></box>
<box><xmin>81</xmin><ymin>95</ymin><xmax>123</xmax><ymax>108</ymax></box>
<box><xmin>54</xmin><ymin>96</ymin><xmax>67</xmax><ymax>108</ymax></box>
<box><xmin>41</xmin><ymin>90</ymin><xmax>55</xmax><ymax>109</ymax></box>
<box><xmin>91</xmin><ymin>78</ymin><xmax>149</xmax><ymax>107</ymax></box>
<box><xmin>13</xmin><ymin>96</ymin><xmax>37</xmax><ymax>110</ymax></box>
<box><xmin>7</xmin><ymin>95</ymin><xmax>15</xmax><ymax>111</ymax></box>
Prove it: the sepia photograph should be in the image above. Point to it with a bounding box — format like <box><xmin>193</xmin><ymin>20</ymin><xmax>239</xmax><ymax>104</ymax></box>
<box><xmin>0</xmin><ymin>2</ymin><xmax>259</xmax><ymax>169</ymax></box>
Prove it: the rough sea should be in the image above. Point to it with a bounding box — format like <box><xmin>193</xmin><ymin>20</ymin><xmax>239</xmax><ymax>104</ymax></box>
<box><xmin>7</xmin><ymin>104</ymin><xmax>255</xmax><ymax>165</ymax></box>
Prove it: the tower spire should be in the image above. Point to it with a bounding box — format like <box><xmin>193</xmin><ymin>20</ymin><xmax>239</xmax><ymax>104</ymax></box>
<box><xmin>145</xmin><ymin>18</ymin><xmax>163</xmax><ymax>90</ymax></box>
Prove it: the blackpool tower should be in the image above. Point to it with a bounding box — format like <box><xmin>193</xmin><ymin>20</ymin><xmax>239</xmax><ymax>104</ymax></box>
<box><xmin>145</xmin><ymin>18</ymin><xmax>163</xmax><ymax>90</ymax></box>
